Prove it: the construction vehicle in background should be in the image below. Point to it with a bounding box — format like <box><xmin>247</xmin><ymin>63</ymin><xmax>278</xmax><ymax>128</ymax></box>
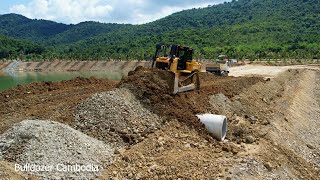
<box><xmin>151</xmin><ymin>44</ymin><xmax>202</xmax><ymax>94</ymax></box>
<box><xmin>206</xmin><ymin>55</ymin><xmax>230</xmax><ymax>76</ymax></box>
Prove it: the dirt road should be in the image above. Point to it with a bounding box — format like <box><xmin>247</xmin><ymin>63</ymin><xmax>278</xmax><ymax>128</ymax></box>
<box><xmin>229</xmin><ymin>64</ymin><xmax>320</xmax><ymax>77</ymax></box>
<box><xmin>0</xmin><ymin>65</ymin><xmax>319</xmax><ymax>179</ymax></box>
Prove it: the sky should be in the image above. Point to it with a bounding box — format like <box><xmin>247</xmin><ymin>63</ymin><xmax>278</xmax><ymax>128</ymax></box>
<box><xmin>0</xmin><ymin>0</ymin><xmax>230</xmax><ymax>24</ymax></box>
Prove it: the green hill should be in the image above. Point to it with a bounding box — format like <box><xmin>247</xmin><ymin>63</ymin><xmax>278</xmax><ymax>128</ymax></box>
<box><xmin>0</xmin><ymin>14</ymin><xmax>130</xmax><ymax>45</ymax></box>
<box><xmin>0</xmin><ymin>0</ymin><xmax>320</xmax><ymax>60</ymax></box>
<box><xmin>46</xmin><ymin>22</ymin><xmax>131</xmax><ymax>45</ymax></box>
<box><xmin>0</xmin><ymin>14</ymin><xmax>69</xmax><ymax>42</ymax></box>
<box><xmin>0</xmin><ymin>35</ymin><xmax>45</xmax><ymax>59</ymax></box>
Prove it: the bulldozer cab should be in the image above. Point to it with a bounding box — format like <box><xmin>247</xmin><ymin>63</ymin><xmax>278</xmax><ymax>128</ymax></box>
<box><xmin>171</xmin><ymin>45</ymin><xmax>193</xmax><ymax>70</ymax></box>
<box><xmin>152</xmin><ymin>44</ymin><xmax>194</xmax><ymax>70</ymax></box>
<box><xmin>169</xmin><ymin>45</ymin><xmax>193</xmax><ymax>60</ymax></box>
<box><xmin>152</xmin><ymin>44</ymin><xmax>201</xmax><ymax>94</ymax></box>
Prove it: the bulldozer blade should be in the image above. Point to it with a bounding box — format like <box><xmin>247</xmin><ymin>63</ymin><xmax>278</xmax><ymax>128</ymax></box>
<box><xmin>173</xmin><ymin>73</ymin><xmax>197</xmax><ymax>94</ymax></box>
<box><xmin>176</xmin><ymin>83</ymin><xmax>196</xmax><ymax>94</ymax></box>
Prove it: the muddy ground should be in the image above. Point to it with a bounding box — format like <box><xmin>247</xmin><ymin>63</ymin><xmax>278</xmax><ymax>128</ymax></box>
<box><xmin>0</xmin><ymin>65</ymin><xmax>319</xmax><ymax>179</ymax></box>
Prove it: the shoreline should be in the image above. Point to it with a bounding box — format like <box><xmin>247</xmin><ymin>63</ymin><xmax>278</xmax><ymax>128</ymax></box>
<box><xmin>0</xmin><ymin>60</ymin><xmax>151</xmax><ymax>73</ymax></box>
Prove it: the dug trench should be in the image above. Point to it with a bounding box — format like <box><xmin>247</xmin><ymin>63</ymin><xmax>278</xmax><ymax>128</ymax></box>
<box><xmin>0</xmin><ymin>66</ymin><xmax>319</xmax><ymax>179</ymax></box>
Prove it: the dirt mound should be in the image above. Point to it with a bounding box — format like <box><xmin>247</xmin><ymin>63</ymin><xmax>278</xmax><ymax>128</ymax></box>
<box><xmin>0</xmin><ymin>77</ymin><xmax>117</xmax><ymax>134</ymax></box>
<box><xmin>119</xmin><ymin>67</ymin><xmax>264</xmax><ymax>139</ymax></box>
<box><xmin>0</xmin><ymin>77</ymin><xmax>115</xmax><ymax>101</ymax></box>
<box><xmin>101</xmin><ymin>68</ymin><xmax>320</xmax><ymax>179</ymax></box>
<box><xmin>0</xmin><ymin>120</ymin><xmax>114</xmax><ymax>179</ymax></box>
<box><xmin>101</xmin><ymin>120</ymin><xmax>240</xmax><ymax>179</ymax></box>
<box><xmin>199</xmin><ymin>72</ymin><xmax>264</xmax><ymax>98</ymax></box>
<box><xmin>122</xmin><ymin>67</ymin><xmax>175</xmax><ymax>95</ymax></box>
<box><xmin>74</xmin><ymin>88</ymin><xmax>164</xmax><ymax>148</ymax></box>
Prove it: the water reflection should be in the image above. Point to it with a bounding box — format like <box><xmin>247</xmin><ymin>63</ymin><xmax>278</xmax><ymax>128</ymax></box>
<box><xmin>0</xmin><ymin>70</ymin><xmax>124</xmax><ymax>91</ymax></box>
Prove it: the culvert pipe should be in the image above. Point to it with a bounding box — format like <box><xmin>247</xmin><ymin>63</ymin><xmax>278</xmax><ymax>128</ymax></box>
<box><xmin>196</xmin><ymin>114</ymin><xmax>227</xmax><ymax>141</ymax></box>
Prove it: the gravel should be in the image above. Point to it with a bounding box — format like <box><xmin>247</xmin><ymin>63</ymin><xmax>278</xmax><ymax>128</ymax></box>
<box><xmin>209</xmin><ymin>93</ymin><xmax>243</xmax><ymax>117</ymax></box>
<box><xmin>74</xmin><ymin>88</ymin><xmax>163</xmax><ymax>148</ymax></box>
<box><xmin>0</xmin><ymin>120</ymin><xmax>114</xmax><ymax>179</ymax></box>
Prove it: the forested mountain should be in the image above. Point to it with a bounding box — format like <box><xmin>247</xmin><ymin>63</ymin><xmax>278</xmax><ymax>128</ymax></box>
<box><xmin>0</xmin><ymin>0</ymin><xmax>320</xmax><ymax>60</ymax></box>
<box><xmin>46</xmin><ymin>22</ymin><xmax>131</xmax><ymax>45</ymax></box>
<box><xmin>0</xmin><ymin>14</ymin><xmax>130</xmax><ymax>45</ymax></box>
<box><xmin>0</xmin><ymin>35</ymin><xmax>44</xmax><ymax>59</ymax></box>
<box><xmin>0</xmin><ymin>14</ymin><xmax>69</xmax><ymax>42</ymax></box>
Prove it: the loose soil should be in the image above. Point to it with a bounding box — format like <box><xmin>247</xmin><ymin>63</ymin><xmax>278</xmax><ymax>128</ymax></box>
<box><xmin>74</xmin><ymin>88</ymin><xmax>164</xmax><ymax>148</ymax></box>
<box><xmin>0</xmin><ymin>65</ymin><xmax>319</xmax><ymax>179</ymax></box>
<box><xmin>101</xmin><ymin>67</ymin><xmax>320</xmax><ymax>179</ymax></box>
<box><xmin>0</xmin><ymin>77</ymin><xmax>117</xmax><ymax>134</ymax></box>
<box><xmin>120</xmin><ymin>67</ymin><xmax>263</xmax><ymax>131</ymax></box>
<box><xmin>0</xmin><ymin>120</ymin><xmax>114</xmax><ymax>179</ymax></box>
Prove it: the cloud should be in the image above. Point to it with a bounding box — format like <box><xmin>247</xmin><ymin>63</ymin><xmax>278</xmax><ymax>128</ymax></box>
<box><xmin>9</xmin><ymin>0</ymin><xmax>229</xmax><ymax>24</ymax></box>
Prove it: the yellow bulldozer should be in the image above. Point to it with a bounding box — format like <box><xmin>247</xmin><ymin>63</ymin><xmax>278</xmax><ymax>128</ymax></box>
<box><xmin>151</xmin><ymin>44</ymin><xmax>202</xmax><ymax>94</ymax></box>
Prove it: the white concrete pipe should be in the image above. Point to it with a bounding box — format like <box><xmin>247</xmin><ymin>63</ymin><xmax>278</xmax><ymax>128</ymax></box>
<box><xmin>196</xmin><ymin>114</ymin><xmax>227</xmax><ymax>141</ymax></box>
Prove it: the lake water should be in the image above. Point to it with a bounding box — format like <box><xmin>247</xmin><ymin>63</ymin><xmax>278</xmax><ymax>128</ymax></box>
<box><xmin>0</xmin><ymin>71</ymin><xmax>124</xmax><ymax>91</ymax></box>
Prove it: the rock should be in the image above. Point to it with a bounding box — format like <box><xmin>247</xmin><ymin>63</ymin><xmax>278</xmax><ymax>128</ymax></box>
<box><xmin>248</xmin><ymin>116</ymin><xmax>257</xmax><ymax>123</ymax></box>
<box><xmin>250</xmin><ymin>116</ymin><xmax>256</xmax><ymax>121</ymax></box>
<box><xmin>156</xmin><ymin>146</ymin><xmax>165</xmax><ymax>152</ymax></box>
<box><xmin>222</xmin><ymin>146</ymin><xmax>231</xmax><ymax>152</ymax></box>
<box><xmin>135</xmin><ymin>172</ymin><xmax>142</xmax><ymax>180</ymax></box>
<box><xmin>184</xmin><ymin>143</ymin><xmax>191</xmax><ymax>148</ymax></box>
<box><xmin>148</xmin><ymin>164</ymin><xmax>158</xmax><ymax>173</ymax></box>
<box><xmin>157</xmin><ymin>141</ymin><xmax>164</xmax><ymax>147</ymax></box>
<box><xmin>157</xmin><ymin>136</ymin><xmax>166</xmax><ymax>147</ymax></box>
<box><xmin>191</xmin><ymin>143</ymin><xmax>199</xmax><ymax>148</ymax></box>
<box><xmin>230</xmin><ymin>143</ymin><xmax>240</xmax><ymax>154</ymax></box>
<box><xmin>258</xmin><ymin>130</ymin><xmax>268</xmax><ymax>137</ymax></box>
<box><xmin>127</xmin><ymin>173</ymin><xmax>133</xmax><ymax>178</ymax></box>
<box><xmin>158</xmin><ymin>136</ymin><xmax>165</xmax><ymax>142</ymax></box>
<box><xmin>245</xmin><ymin>135</ymin><xmax>256</xmax><ymax>144</ymax></box>
<box><xmin>114</xmin><ymin>148</ymin><xmax>125</xmax><ymax>155</ymax></box>
<box><xmin>261</xmin><ymin>120</ymin><xmax>270</xmax><ymax>125</ymax></box>
<box><xmin>5</xmin><ymin>95</ymin><xmax>9</xmax><ymax>98</ymax></box>
<box><xmin>307</xmin><ymin>144</ymin><xmax>315</xmax><ymax>149</ymax></box>
<box><xmin>123</xmin><ymin>155</ymin><xmax>130</xmax><ymax>162</ymax></box>
<box><xmin>231</xmin><ymin>148</ymin><xmax>239</xmax><ymax>154</ymax></box>
<box><xmin>226</xmin><ymin>177</ymin><xmax>232</xmax><ymax>180</ymax></box>
<box><xmin>264</xmin><ymin>162</ymin><xmax>273</xmax><ymax>171</ymax></box>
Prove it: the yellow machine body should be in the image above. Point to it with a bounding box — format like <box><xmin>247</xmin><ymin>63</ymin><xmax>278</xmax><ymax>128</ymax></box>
<box><xmin>152</xmin><ymin>44</ymin><xmax>202</xmax><ymax>94</ymax></box>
